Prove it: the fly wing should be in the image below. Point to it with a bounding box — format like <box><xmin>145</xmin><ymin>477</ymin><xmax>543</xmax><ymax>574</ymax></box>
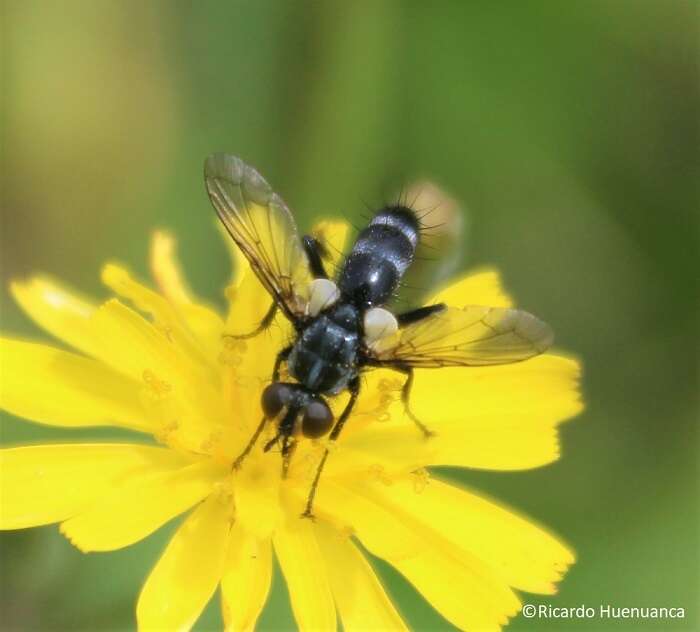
<box><xmin>204</xmin><ymin>154</ymin><xmax>312</xmax><ymax>320</ymax></box>
<box><xmin>372</xmin><ymin>305</ymin><xmax>554</xmax><ymax>367</ymax></box>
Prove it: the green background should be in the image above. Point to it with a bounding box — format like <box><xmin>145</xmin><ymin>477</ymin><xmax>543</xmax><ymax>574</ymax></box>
<box><xmin>1</xmin><ymin>1</ymin><xmax>698</xmax><ymax>630</ymax></box>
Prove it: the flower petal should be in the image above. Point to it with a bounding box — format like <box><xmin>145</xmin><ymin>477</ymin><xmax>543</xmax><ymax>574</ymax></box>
<box><xmin>327</xmin><ymin>353</ymin><xmax>582</xmax><ymax>474</ymax></box>
<box><xmin>220</xmin><ymin>525</ymin><xmax>272</xmax><ymax>632</ymax></box>
<box><xmin>10</xmin><ymin>276</ymin><xmax>99</xmax><ymax>355</ymax></box>
<box><xmin>351</xmin><ymin>476</ymin><xmax>574</xmax><ymax>595</ymax></box>
<box><xmin>60</xmin><ymin>460</ymin><xmax>223</xmax><ymax>552</ymax></box>
<box><xmin>315</xmin><ymin>482</ymin><xmax>520</xmax><ymax>631</ymax></box>
<box><xmin>149</xmin><ymin>233</ymin><xmax>227</xmax><ymax>360</ymax></box>
<box><xmin>88</xmin><ymin>298</ymin><xmax>211</xmax><ymax>391</ymax></box>
<box><xmin>0</xmin><ymin>338</ymin><xmax>156</xmax><ymax>432</ymax></box>
<box><xmin>137</xmin><ymin>493</ymin><xmax>231</xmax><ymax>632</ymax></box>
<box><xmin>150</xmin><ymin>230</ymin><xmax>196</xmax><ymax>305</ymax></box>
<box><xmin>328</xmin><ymin>419</ymin><xmax>561</xmax><ymax>475</ymax></box>
<box><xmin>224</xmin><ymin>264</ymin><xmax>279</xmax><ymax>338</ymax></box>
<box><xmin>0</xmin><ymin>444</ymin><xmax>187</xmax><ymax>530</ymax></box>
<box><xmin>427</xmin><ymin>268</ymin><xmax>514</xmax><ymax>308</ymax></box>
<box><xmin>221</xmin><ymin>264</ymin><xmax>290</xmax><ymax>446</ymax></box>
<box><xmin>311</xmin><ymin>219</ymin><xmax>350</xmax><ymax>273</ymax></box>
<box><xmin>87</xmin><ymin>299</ymin><xmax>225</xmax><ymax>449</ymax></box>
<box><xmin>409</xmin><ymin>354</ymin><xmax>583</xmax><ymax>425</ymax></box>
<box><xmin>314</xmin><ymin>522</ymin><xmax>408</xmax><ymax>631</ymax></box>
<box><xmin>102</xmin><ymin>263</ymin><xmax>220</xmax><ymax>370</ymax></box>
<box><xmin>273</xmin><ymin>514</ymin><xmax>336</xmax><ymax>632</ymax></box>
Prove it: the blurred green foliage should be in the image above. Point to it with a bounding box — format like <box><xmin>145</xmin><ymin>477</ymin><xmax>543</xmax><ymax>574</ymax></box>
<box><xmin>1</xmin><ymin>1</ymin><xmax>698</xmax><ymax>630</ymax></box>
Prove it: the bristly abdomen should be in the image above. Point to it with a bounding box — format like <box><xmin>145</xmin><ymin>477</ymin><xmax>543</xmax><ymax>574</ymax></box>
<box><xmin>338</xmin><ymin>205</ymin><xmax>420</xmax><ymax>308</ymax></box>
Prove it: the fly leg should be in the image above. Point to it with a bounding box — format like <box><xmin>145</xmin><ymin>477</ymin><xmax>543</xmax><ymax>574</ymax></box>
<box><xmin>224</xmin><ymin>302</ymin><xmax>277</xmax><ymax>340</ymax></box>
<box><xmin>396</xmin><ymin>303</ymin><xmax>446</xmax><ymax>326</ymax></box>
<box><xmin>263</xmin><ymin>430</ymin><xmax>282</xmax><ymax>453</ymax></box>
<box><xmin>302</xmin><ymin>235</ymin><xmax>329</xmax><ymax>279</ymax></box>
<box><xmin>281</xmin><ymin>435</ymin><xmax>297</xmax><ymax>479</ymax></box>
<box><xmin>301</xmin><ymin>376</ymin><xmax>360</xmax><ymax>519</ymax></box>
<box><xmin>231</xmin><ymin>345</ymin><xmax>292</xmax><ymax>470</ymax></box>
<box><xmin>231</xmin><ymin>415</ymin><xmax>267</xmax><ymax>471</ymax></box>
<box><xmin>390</xmin><ymin>306</ymin><xmax>445</xmax><ymax>438</ymax></box>
<box><xmin>272</xmin><ymin>344</ymin><xmax>293</xmax><ymax>382</ymax></box>
<box><xmin>393</xmin><ymin>364</ymin><xmax>435</xmax><ymax>439</ymax></box>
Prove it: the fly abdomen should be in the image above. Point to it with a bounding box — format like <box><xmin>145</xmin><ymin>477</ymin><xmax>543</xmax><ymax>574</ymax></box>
<box><xmin>338</xmin><ymin>205</ymin><xmax>419</xmax><ymax>307</ymax></box>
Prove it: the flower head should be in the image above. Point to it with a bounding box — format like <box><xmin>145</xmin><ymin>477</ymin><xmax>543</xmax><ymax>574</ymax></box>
<box><xmin>0</xmin><ymin>222</ymin><xmax>583</xmax><ymax>631</ymax></box>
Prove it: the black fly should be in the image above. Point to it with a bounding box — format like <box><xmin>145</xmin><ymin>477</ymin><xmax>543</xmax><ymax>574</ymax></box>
<box><xmin>204</xmin><ymin>154</ymin><xmax>554</xmax><ymax>518</ymax></box>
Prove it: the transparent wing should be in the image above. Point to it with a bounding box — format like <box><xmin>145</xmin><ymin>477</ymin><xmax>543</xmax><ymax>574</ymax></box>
<box><xmin>204</xmin><ymin>153</ymin><xmax>312</xmax><ymax>320</ymax></box>
<box><xmin>372</xmin><ymin>305</ymin><xmax>554</xmax><ymax>367</ymax></box>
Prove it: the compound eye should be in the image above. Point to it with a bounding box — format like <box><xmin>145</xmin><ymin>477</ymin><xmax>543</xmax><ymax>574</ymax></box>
<box><xmin>302</xmin><ymin>399</ymin><xmax>334</xmax><ymax>438</ymax></box>
<box><xmin>261</xmin><ymin>383</ymin><xmax>293</xmax><ymax>418</ymax></box>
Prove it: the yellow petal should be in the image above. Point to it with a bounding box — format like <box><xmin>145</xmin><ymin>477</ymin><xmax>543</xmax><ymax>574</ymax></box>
<box><xmin>88</xmin><ymin>299</ymin><xmax>224</xmax><ymax>449</ymax></box>
<box><xmin>311</xmin><ymin>219</ymin><xmax>350</xmax><ymax>274</ymax></box>
<box><xmin>409</xmin><ymin>353</ymin><xmax>583</xmax><ymax>425</ymax></box>
<box><xmin>273</xmin><ymin>514</ymin><xmax>336</xmax><ymax>631</ymax></box>
<box><xmin>102</xmin><ymin>263</ymin><xmax>219</xmax><ymax>369</ymax></box>
<box><xmin>314</xmin><ymin>522</ymin><xmax>407</xmax><ymax>631</ymax></box>
<box><xmin>384</xmin><ymin>540</ymin><xmax>518</xmax><ymax>631</ymax></box>
<box><xmin>172</xmin><ymin>301</ymin><xmax>225</xmax><ymax>363</ymax></box>
<box><xmin>0</xmin><ymin>444</ymin><xmax>187</xmax><ymax>530</ymax></box>
<box><xmin>327</xmin><ymin>353</ymin><xmax>582</xmax><ymax>473</ymax></box>
<box><xmin>10</xmin><ymin>276</ymin><xmax>99</xmax><ymax>356</ymax></box>
<box><xmin>221</xmin><ymin>267</ymin><xmax>290</xmax><ymax>446</ymax></box>
<box><xmin>315</xmin><ymin>482</ymin><xmax>519</xmax><ymax>631</ymax></box>
<box><xmin>87</xmin><ymin>298</ymin><xmax>187</xmax><ymax>382</ymax></box>
<box><xmin>137</xmin><ymin>493</ymin><xmax>231</xmax><ymax>632</ymax></box>
<box><xmin>224</xmin><ymin>264</ymin><xmax>278</xmax><ymax>337</ymax></box>
<box><xmin>150</xmin><ymin>231</ymin><xmax>226</xmax><ymax>359</ymax></box>
<box><xmin>221</xmin><ymin>525</ymin><xmax>272</xmax><ymax>632</ymax></box>
<box><xmin>102</xmin><ymin>262</ymin><xmax>179</xmax><ymax>326</ymax></box>
<box><xmin>328</xmin><ymin>418</ymin><xmax>561</xmax><ymax>476</ymax></box>
<box><xmin>352</xmin><ymin>476</ymin><xmax>574</xmax><ymax>595</ymax></box>
<box><xmin>427</xmin><ymin>268</ymin><xmax>514</xmax><ymax>308</ymax></box>
<box><xmin>0</xmin><ymin>338</ymin><xmax>155</xmax><ymax>432</ymax></box>
<box><xmin>60</xmin><ymin>460</ymin><xmax>223</xmax><ymax>552</ymax></box>
<box><xmin>150</xmin><ymin>230</ymin><xmax>195</xmax><ymax>305</ymax></box>
<box><xmin>232</xmin><ymin>450</ymin><xmax>284</xmax><ymax>540</ymax></box>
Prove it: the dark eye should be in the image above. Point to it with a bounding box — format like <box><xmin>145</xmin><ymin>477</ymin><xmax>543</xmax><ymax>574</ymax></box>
<box><xmin>302</xmin><ymin>399</ymin><xmax>334</xmax><ymax>438</ymax></box>
<box><xmin>261</xmin><ymin>383</ymin><xmax>293</xmax><ymax>418</ymax></box>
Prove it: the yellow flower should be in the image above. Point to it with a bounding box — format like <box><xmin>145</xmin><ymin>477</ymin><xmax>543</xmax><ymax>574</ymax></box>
<box><xmin>0</xmin><ymin>222</ymin><xmax>583</xmax><ymax>631</ymax></box>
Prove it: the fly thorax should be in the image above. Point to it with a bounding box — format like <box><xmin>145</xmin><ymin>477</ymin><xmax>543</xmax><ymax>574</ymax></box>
<box><xmin>287</xmin><ymin>316</ymin><xmax>359</xmax><ymax>394</ymax></box>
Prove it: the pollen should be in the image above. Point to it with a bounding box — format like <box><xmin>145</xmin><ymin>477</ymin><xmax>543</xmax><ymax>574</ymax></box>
<box><xmin>142</xmin><ymin>369</ymin><xmax>172</xmax><ymax>399</ymax></box>
<box><xmin>410</xmin><ymin>468</ymin><xmax>431</xmax><ymax>494</ymax></box>
<box><xmin>233</xmin><ymin>375</ymin><xmax>263</xmax><ymax>389</ymax></box>
<box><xmin>153</xmin><ymin>419</ymin><xmax>182</xmax><ymax>450</ymax></box>
<box><xmin>200</xmin><ymin>429</ymin><xmax>224</xmax><ymax>454</ymax></box>
<box><xmin>371</xmin><ymin>376</ymin><xmax>402</xmax><ymax>422</ymax></box>
<box><xmin>211</xmin><ymin>480</ymin><xmax>236</xmax><ymax>520</ymax></box>
<box><xmin>218</xmin><ymin>337</ymin><xmax>247</xmax><ymax>367</ymax></box>
<box><xmin>378</xmin><ymin>377</ymin><xmax>403</xmax><ymax>392</ymax></box>
<box><xmin>368</xmin><ymin>463</ymin><xmax>393</xmax><ymax>486</ymax></box>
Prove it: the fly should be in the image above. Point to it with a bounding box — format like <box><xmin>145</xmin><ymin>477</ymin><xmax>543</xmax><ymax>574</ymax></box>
<box><xmin>204</xmin><ymin>154</ymin><xmax>554</xmax><ymax>518</ymax></box>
